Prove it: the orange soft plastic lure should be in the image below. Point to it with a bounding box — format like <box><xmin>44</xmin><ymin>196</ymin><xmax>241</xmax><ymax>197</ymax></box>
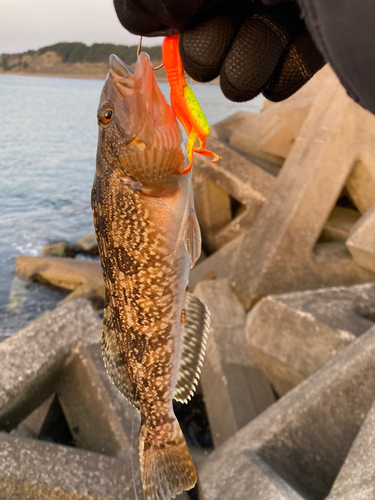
<box><xmin>162</xmin><ymin>34</ymin><xmax>221</xmax><ymax>174</ymax></box>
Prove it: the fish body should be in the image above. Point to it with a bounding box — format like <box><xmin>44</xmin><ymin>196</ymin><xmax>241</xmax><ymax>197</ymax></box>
<box><xmin>92</xmin><ymin>52</ymin><xmax>210</xmax><ymax>500</ymax></box>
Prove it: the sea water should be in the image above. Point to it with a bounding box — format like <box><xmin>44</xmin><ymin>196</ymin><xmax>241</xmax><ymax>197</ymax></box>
<box><xmin>0</xmin><ymin>74</ymin><xmax>263</xmax><ymax>335</ymax></box>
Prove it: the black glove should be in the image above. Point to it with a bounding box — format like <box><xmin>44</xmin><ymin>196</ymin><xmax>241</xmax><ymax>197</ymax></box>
<box><xmin>114</xmin><ymin>0</ymin><xmax>325</xmax><ymax>103</ymax></box>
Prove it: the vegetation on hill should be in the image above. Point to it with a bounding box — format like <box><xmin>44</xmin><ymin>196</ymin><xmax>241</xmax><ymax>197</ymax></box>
<box><xmin>0</xmin><ymin>42</ymin><xmax>162</xmax><ymax>76</ymax></box>
<box><xmin>37</xmin><ymin>42</ymin><xmax>162</xmax><ymax>64</ymax></box>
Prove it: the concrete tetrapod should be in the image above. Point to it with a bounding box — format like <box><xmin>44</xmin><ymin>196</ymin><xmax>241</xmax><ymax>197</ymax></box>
<box><xmin>346</xmin><ymin>204</ymin><xmax>375</xmax><ymax>274</ymax></box>
<box><xmin>199</xmin><ymin>325</ymin><xmax>375</xmax><ymax>500</ymax></box>
<box><xmin>326</xmin><ymin>398</ymin><xmax>375</xmax><ymax>499</ymax></box>
<box><xmin>246</xmin><ymin>282</ymin><xmax>375</xmax><ymax>396</ymax></box>
<box><xmin>230</xmin><ymin>71</ymin><xmax>375</xmax><ymax>308</ymax></box>
<box><xmin>0</xmin><ymin>300</ymin><xmax>145</xmax><ymax>499</ymax></box>
<box><xmin>0</xmin><ymin>299</ymin><xmax>100</xmax><ymax>430</ymax></box>
<box><xmin>194</xmin><ymin>279</ymin><xmax>275</xmax><ymax>448</ymax></box>
<box><xmin>192</xmin><ymin>137</ymin><xmax>274</xmax><ymax>253</ymax></box>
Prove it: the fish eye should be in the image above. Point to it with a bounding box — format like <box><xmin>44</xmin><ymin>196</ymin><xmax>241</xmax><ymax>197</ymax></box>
<box><xmin>98</xmin><ymin>102</ymin><xmax>114</xmax><ymax>126</ymax></box>
<box><xmin>103</xmin><ymin>109</ymin><xmax>113</xmax><ymax>120</ymax></box>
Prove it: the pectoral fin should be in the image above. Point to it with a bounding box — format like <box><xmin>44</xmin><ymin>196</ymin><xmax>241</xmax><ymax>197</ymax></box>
<box><xmin>101</xmin><ymin>306</ymin><xmax>139</xmax><ymax>410</ymax></box>
<box><xmin>185</xmin><ymin>210</ymin><xmax>201</xmax><ymax>268</ymax></box>
<box><xmin>174</xmin><ymin>292</ymin><xmax>210</xmax><ymax>403</ymax></box>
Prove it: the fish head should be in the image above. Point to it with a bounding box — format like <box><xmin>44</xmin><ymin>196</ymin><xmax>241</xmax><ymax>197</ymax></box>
<box><xmin>97</xmin><ymin>52</ymin><xmax>185</xmax><ymax>195</ymax></box>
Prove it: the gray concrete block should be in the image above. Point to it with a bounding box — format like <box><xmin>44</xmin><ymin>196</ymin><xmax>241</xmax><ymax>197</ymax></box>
<box><xmin>193</xmin><ymin>137</ymin><xmax>275</xmax><ymax>252</ymax></box>
<box><xmin>347</xmin><ymin>204</ymin><xmax>375</xmax><ymax>273</ymax></box>
<box><xmin>11</xmin><ymin>395</ymin><xmax>54</xmax><ymax>439</ymax></box>
<box><xmin>189</xmin><ymin>235</ymin><xmax>243</xmax><ymax>291</ymax></box>
<box><xmin>0</xmin><ymin>299</ymin><xmax>100</xmax><ymax>431</ymax></box>
<box><xmin>345</xmin><ymin>158</ymin><xmax>375</xmax><ymax>214</ymax></box>
<box><xmin>212</xmin><ymin>111</ymin><xmax>257</xmax><ymax>143</ymax></box>
<box><xmin>85</xmin><ymin>343</ymin><xmax>140</xmax><ymax>444</ymax></box>
<box><xmin>0</xmin><ymin>431</ymin><xmax>142</xmax><ymax>500</ymax></box>
<box><xmin>319</xmin><ymin>206</ymin><xmax>360</xmax><ymax>243</ymax></box>
<box><xmin>246</xmin><ymin>282</ymin><xmax>375</xmax><ymax>396</ymax></box>
<box><xmin>326</xmin><ymin>398</ymin><xmax>375</xmax><ymax>499</ymax></box>
<box><xmin>57</xmin><ymin>342</ymin><xmax>131</xmax><ymax>458</ymax></box>
<box><xmin>230</xmin><ymin>96</ymin><xmax>312</xmax><ymax>166</ymax></box>
<box><xmin>199</xmin><ymin>325</ymin><xmax>375</xmax><ymax>500</ymax></box>
<box><xmin>0</xmin><ymin>304</ymin><xmax>146</xmax><ymax>499</ymax></box>
<box><xmin>194</xmin><ymin>280</ymin><xmax>275</xmax><ymax>447</ymax></box>
<box><xmin>231</xmin><ymin>72</ymin><xmax>375</xmax><ymax>309</ymax></box>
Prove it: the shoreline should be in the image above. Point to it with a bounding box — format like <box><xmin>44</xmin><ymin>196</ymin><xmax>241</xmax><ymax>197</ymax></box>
<box><xmin>0</xmin><ymin>70</ymin><xmax>219</xmax><ymax>85</ymax></box>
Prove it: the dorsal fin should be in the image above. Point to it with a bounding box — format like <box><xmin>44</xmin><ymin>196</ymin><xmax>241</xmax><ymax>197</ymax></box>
<box><xmin>185</xmin><ymin>210</ymin><xmax>202</xmax><ymax>268</ymax></box>
<box><xmin>174</xmin><ymin>292</ymin><xmax>210</xmax><ymax>403</ymax></box>
<box><xmin>101</xmin><ymin>305</ymin><xmax>140</xmax><ymax>410</ymax></box>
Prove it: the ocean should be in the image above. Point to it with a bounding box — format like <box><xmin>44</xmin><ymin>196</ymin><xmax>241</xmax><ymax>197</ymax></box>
<box><xmin>0</xmin><ymin>73</ymin><xmax>263</xmax><ymax>336</ymax></box>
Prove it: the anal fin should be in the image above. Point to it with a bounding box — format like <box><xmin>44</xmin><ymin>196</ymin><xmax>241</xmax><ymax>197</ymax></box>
<box><xmin>101</xmin><ymin>306</ymin><xmax>139</xmax><ymax>410</ymax></box>
<box><xmin>174</xmin><ymin>292</ymin><xmax>210</xmax><ymax>403</ymax></box>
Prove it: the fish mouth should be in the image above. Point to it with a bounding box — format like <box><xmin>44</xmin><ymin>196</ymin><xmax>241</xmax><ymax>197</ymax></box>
<box><xmin>105</xmin><ymin>51</ymin><xmax>183</xmax><ymax>165</ymax></box>
<box><xmin>109</xmin><ymin>54</ymin><xmax>135</xmax><ymax>96</ymax></box>
<box><xmin>109</xmin><ymin>54</ymin><xmax>133</xmax><ymax>77</ymax></box>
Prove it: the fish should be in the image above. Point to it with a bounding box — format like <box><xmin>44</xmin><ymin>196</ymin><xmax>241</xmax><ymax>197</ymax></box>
<box><xmin>91</xmin><ymin>51</ymin><xmax>210</xmax><ymax>500</ymax></box>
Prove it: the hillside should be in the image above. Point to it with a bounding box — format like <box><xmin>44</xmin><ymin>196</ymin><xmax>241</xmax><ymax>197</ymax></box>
<box><xmin>0</xmin><ymin>42</ymin><xmax>167</xmax><ymax>80</ymax></box>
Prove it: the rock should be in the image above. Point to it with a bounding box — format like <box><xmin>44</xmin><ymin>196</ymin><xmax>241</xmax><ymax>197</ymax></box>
<box><xmin>15</xmin><ymin>256</ymin><xmax>105</xmax><ymax>309</ymax></box>
<box><xmin>246</xmin><ymin>283</ymin><xmax>375</xmax><ymax>396</ymax></box>
<box><xmin>326</xmin><ymin>398</ymin><xmax>375</xmax><ymax>499</ymax></box>
<box><xmin>194</xmin><ymin>280</ymin><xmax>275</xmax><ymax>447</ymax></box>
<box><xmin>230</xmin><ymin>69</ymin><xmax>375</xmax><ymax>309</ymax></box>
<box><xmin>42</xmin><ymin>241</ymin><xmax>78</xmax><ymax>258</ymax></box>
<box><xmin>0</xmin><ymin>299</ymin><xmax>100</xmax><ymax>431</ymax></box>
<box><xmin>346</xmin><ymin>204</ymin><xmax>375</xmax><ymax>273</ymax></box>
<box><xmin>193</xmin><ymin>137</ymin><xmax>275</xmax><ymax>253</ymax></box>
<box><xmin>76</xmin><ymin>233</ymin><xmax>98</xmax><ymax>255</ymax></box>
<box><xmin>199</xmin><ymin>325</ymin><xmax>375</xmax><ymax>500</ymax></box>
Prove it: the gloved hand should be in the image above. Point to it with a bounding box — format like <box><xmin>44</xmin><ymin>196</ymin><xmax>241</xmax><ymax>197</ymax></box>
<box><xmin>113</xmin><ymin>0</ymin><xmax>325</xmax><ymax>102</ymax></box>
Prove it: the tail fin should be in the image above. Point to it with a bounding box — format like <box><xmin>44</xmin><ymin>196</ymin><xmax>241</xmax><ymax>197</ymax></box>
<box><xmin>140</xmin><ymin>420</ymin><xmax>196</xmax><ymax>500</ymax></box>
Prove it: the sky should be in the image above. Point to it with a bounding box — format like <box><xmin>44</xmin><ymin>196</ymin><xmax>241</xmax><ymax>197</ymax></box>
<box><xmin>0</xmin><ymin>0</ymin><xmax>163</xmax><ymax>54</ymax></box>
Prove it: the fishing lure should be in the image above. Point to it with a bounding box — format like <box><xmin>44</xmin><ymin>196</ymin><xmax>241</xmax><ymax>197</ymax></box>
<box><xmin>162</xmin><ymin>34</ymin><xmax>221</xmax><ymax>174</ymax></box>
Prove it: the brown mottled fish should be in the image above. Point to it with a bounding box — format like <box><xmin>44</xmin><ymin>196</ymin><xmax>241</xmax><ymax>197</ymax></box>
<box><xmin>91</xmin><ymin>52</ymin><xmax>210</xmax><ymax>500</ymax></box>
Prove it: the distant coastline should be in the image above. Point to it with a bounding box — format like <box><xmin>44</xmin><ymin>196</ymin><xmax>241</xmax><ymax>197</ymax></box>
<box><xmin>0</xmin><ymin>41</ymin><xmax>164</xmax><ymax>81</ymax></box>
<box><xmin>0</xmin><ymin>41</ymin><xmax>219</xmax><ymax>84</ymax></box>
<box><xmin>0</xmin><ymin>70</ymin><xmax>169</xmax><ymax>82</ymax></box>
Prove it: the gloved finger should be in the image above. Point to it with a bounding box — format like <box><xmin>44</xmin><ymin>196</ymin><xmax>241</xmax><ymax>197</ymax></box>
<box><xmin>113</xmin><ymin>0</ymin><xmax>223</xmax><ymax>36</ymax></box>
<box><xmin>220</xmin><ymin>2</ymin><xmax>302</xmax><ymax>101</ymax></box>
<box><xmin>113</xmin><ymin>0</ymin><xmax>165</xmax><ymax>35</ymax></box>
<box><xmin>263</xmin><ymin>28</ymin><xmax>325</xmax><ymax>101</ymax></box>
<box><xmin>179</xmin><ymin>2</ymin><xmax>252</xmax><ymax>82</ymax></box>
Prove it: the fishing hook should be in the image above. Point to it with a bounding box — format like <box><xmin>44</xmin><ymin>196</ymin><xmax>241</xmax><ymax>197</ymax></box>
<box><xmin>137</xmin><ymin>37</ymin><xmax>163</xmax><ymax>71</ymax></box>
